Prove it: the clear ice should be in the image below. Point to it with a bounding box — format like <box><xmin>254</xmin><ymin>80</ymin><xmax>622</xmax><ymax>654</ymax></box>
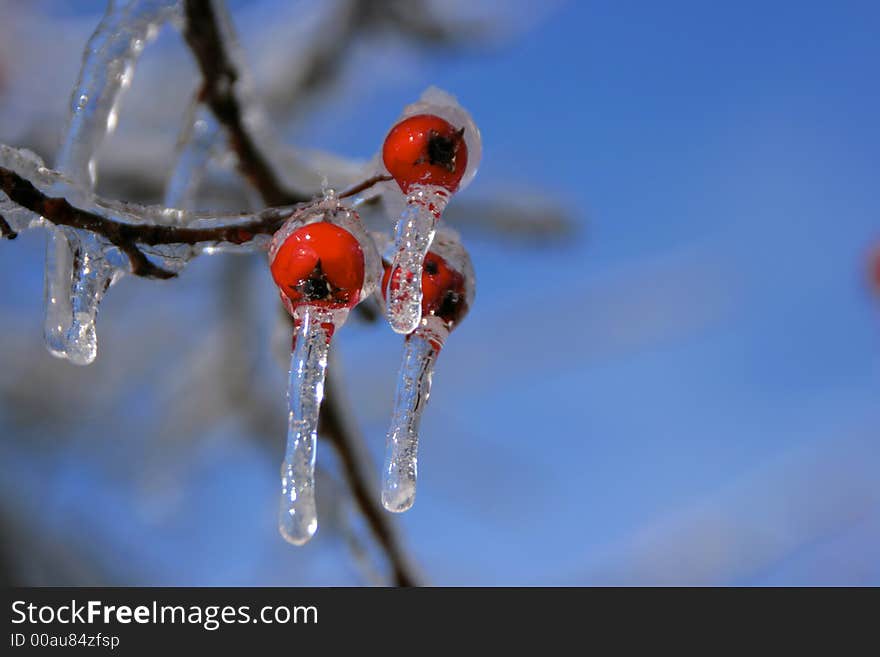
<box><xmin>279</xmin><ymin>305</ymin><xmax>342</xmax><ymax>545</ymax></box>
<box><xmin>381</xmin><ymin>330</ymin><xmax>441</xmax><ymax>512</ymax></box>
<box><xmin>45</xmin><ymin>0</ymin><xmax>181</xmax><ymax>365</ymax></box>
<box><xmin>384</xmin><ymin>187</ymin><xmax>447</xmax><ymax>334</ymax></box>
<box><xmin>164</xmin><ymin>102</ymin><xmax>221</xmax><ymax>210</ymax></box>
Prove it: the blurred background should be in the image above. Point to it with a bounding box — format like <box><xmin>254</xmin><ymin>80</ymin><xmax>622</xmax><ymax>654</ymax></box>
<box><xmin>0</xmin><ymin>0</ymin><xmax>878</xmax><ymax>586</ymax></box>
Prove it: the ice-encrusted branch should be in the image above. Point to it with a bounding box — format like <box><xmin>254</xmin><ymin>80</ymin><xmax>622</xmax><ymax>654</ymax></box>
<box><xmin>0</xmin><ymin>159</ymin><xmax>392</xmax><ymax>279</ymax></box>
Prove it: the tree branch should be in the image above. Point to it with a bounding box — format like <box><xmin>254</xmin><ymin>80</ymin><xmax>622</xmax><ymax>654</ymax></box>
<box><xmin>0</xmin><ymin>214</ymin><xmax>17</xmax><ymax>240</ymax></box>
<box><xmin>0</xmin><ymin>165</ymin><xmax>390</xmax><ymax>279</ymax></box>
<box><xmin>0</xmin><ymin>166</ymin><xmax>279</xmax><ymax>278</ymax></box>
<box><xmin>182</xmin><ymin>0</ymin><xmax>304</xmax><ymax>206</ymax></box>
<box><xmin>339</xmin><ymin>173</ymin><xmax>393</xmax><ymax>199</ymax></box>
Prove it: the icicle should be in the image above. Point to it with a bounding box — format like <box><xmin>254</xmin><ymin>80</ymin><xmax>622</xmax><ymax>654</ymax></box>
<box><xmin>64</xmin><ymin>243</ymin><xmax>120</xmax><ymax>365</ymax></box>
<box><xmin>384</xmin><ymin>188</ymin><xmax>446</xmax><ymax>334</ymax></box>
<box><xmin>380</xmin><ymin>88</ymin><xmax>481</xmax><ymax>334</ymax></box>
<box><xmin>381</xmin><ymin>228</ymin><xmax>475</xmax><ymax>513</ymax></box>
<box><xmin>382</xmin><ymin>328</ymin><xmax>440</xmax><ymax>513</ymax></box>
<box><xmin>269</xmin><ymin>197</ymin><xmax>380</xmax><ymax>544</ymax></box>
<box><xmin>279</xmin><ymin>305</ymin><xmax>333</xmax><ymax>544</ymax></box>
<box><xmin>45</xmin><ymin>0</ymin><xmax>181</xmax><ymax>364</ymax></box>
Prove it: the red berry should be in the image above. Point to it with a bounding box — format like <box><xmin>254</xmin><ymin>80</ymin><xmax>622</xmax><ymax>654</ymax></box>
<box><xmin>271</xmin><ymin>222</ymin><xmax>365</xmax><ymax>309</ymax></box>
<box><xmin>871</xmin><ymin>245</ymin><xmax>880</xmax><ymax>295</ymax></box>
<box><xmin>382</xmin><ymin>114</ymin><xmax>468</xmax><ymax>194</ymax></box>
<box><xmin>383</xmin><ymin>252</ymin><xmax>469</xmax><ymax>329</ymax></box>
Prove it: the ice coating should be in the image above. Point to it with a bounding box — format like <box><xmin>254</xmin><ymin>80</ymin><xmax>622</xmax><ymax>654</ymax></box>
<box><xmin>0</xmin><ymin>143</ymin><xmax>286</xmax><ymax>265</ymax></box>
<box><xmin>45</xmin><ymin>0</ymin><xmax>181</xmax><ymax>364</ymax></box>
<box><xmin>164</xmin><ymin>102</ymin><xmax>221</xmax><ymax>210</ymax></box>
<box><xmin>55</xmin><ymin>0</ymin><xmax>180</xmax><ymax>188</ymax></box>
<box><xmin>382</xmin><ymin>88</ymin><xmax>481</xmax><ymax>334</ymax></box>
<box><xmin>382</xmin><ymin>330</ymin><xmax>438</xmax><ymax>512</ymax></box>
<box><xmin>396</xmin><ymin>87</ymin><xmax>482</xmax><ymax>192</ymax></box>
<box><xmin>270</xmin><ymin>197</ymin><xmax>379</xmax><ymax>544</ymax></box>
<box><xmin>384</xmin><ymin>187</ymin><xmax>448</xmax><ymax>334</ymax></box>
<box><xmin>381</xmin><ymin>228</ymin><xmax>475</xmax><ymax>512</ymax></box>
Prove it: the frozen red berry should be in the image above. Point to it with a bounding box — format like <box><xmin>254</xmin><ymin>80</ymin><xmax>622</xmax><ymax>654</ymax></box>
<box><xmin>382</xmin><ymin>114</ymin><xmax>468</xmax><ymax>194</ymax></box>
<box><xmin>867</xmin><ymin>244</ymin><xmax>880</xmax><ymax>297</ymax></box>
<box><xmin>383</xmin><ymin>252</ymin><xmax>468</xmax><ymax>330</ymax></box>
<box><xmin>271</xmin><ymin>222</ymin><xmax>365</xmax><ymax>310</ymax></box>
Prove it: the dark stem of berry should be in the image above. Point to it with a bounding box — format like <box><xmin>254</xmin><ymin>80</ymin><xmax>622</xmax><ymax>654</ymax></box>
<box><xmin>297</xmin><ymin>260</ymin><xmax>333</xmax><ymax>302</ymax></box>
<box><xmin>437</xmin><ymin>290</ymin><xmax>465</xmax><ymax>325</ymax></box>
<box><xmin>425</xmin><ymin>127</ymin><xmax>465</xmax><ymax>172</ymax></box>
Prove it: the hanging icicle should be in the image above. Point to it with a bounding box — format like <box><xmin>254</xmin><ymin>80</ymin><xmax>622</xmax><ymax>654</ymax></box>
<box><xmin>380</xmin><ymin>228</ymin><xmax>475</xmax><ymax>512</ymax></box>
<box><xmin>268</xmin><ymin>194</ymin><xmax>380</xmax><ymax>544</ymax></box>
<box><xmin>45</xmin><ymin>0</ymin><xmax>182</xmax><ymax>365</ymax></box>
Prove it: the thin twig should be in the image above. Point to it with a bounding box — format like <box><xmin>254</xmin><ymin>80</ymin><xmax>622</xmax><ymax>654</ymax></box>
<box><xmin>320</xmin><ymin>372</ymin><xmax>419</xmax><ymax>586</ymax></box>
<box><xmin>183</xmin><ymin>0</ymin><xmax>304</xmax><ymax>206</ymax></box>
<box><xmin>339</xmin><ymin>174</ymin><xmax>393</xmax><ymax>199</ymax></box>
<box><xmin>0</xmin><ymin>214</ymin><xmax>17</xmax><ymax>240</ymax></box>
<box><xmin>0</xmin><ymin>166</ymin><xmax>274</xmax><ymax>277</ymax></box>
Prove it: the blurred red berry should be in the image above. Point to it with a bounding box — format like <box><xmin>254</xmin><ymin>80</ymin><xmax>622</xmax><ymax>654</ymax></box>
<box><xmin>382</xmin><ymin>114</ymin><xmax>468</xmax><ymax>194</ymax></box>
<box><xmin>383</xmin><ymin>252</ymin><xmax>469</xmax><ymax>330</ymax></box>
<box><xmin>871</xmin><ymin>245</ymin><xmax>880</xmax><ymax>295</ymax></box>
<box><xmin>271</xmin><ymin>222</ymin><xmax>365</xmax><ymax>309</ymax></box>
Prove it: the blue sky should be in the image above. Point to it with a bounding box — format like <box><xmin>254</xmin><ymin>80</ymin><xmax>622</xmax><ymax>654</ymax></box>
<box><xmin>331</xmin><ymin>0</ymin><xmax>880</xmax><ymax>583</ymax></box>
